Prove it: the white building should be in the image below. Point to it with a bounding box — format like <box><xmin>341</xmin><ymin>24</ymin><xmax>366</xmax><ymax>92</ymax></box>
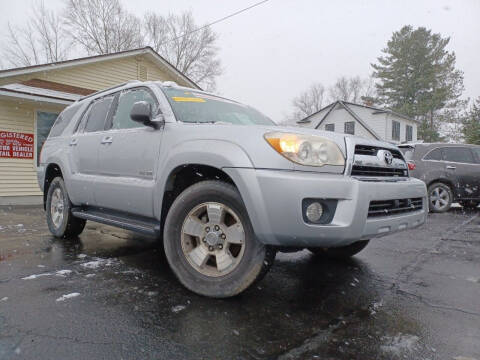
<box><xmin>297</xmin><ymin>101</ymin><xmax>419</xmax><ymax>144</ymax></box>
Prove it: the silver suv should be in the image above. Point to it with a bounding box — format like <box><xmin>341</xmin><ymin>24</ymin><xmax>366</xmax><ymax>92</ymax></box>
<box><xmin>37</xmin><ymin>81</ymin><xmax>427</xmax><ymax>297</ymax></box>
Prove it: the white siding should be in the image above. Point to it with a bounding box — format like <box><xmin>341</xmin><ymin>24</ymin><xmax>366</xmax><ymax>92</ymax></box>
<box><xmin>344</xmin><ymin>104</ymin><xmax>387</xmax><ymax>139</ymax></box>
<box><xmin>315</xmin><ymin>105</ymin><xmax>376</xmax><ymax>139</ymax></box>
<box><xmin>386</xmin><ymin>114</ymin><xmax>418</xmax><ymax>144</ymax></box>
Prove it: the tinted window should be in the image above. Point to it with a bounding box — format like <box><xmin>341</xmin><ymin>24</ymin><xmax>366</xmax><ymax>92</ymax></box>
<box><xmin>344</xmin><ymin>121</ymin><xmax>355</xmax><ymax>135</ymax></box>
<box><xmin>392</xmin><ymin>120</ymin><xmax>400</xmax><ymax>141</ymax></box>
<box><xmin>325</xmin><ymin>123</ymin><xmax>335</xmax><ymax>131</ymax></box>
<box><xmin>443</xmin><ymin>147</ymin><xmax>475</xmax><ymax>164</ymax></box>
<box><xmin>424</xmin><ymin>148</ymin><xmax>442</xmax><ymax>161</ymax></box>
<box><xmin>473</xmin><ymin>148</ymin><xmax>480</xmax><ymax>163</ymax></box>
<box><xmin>111</xmin><ymin>88</ymin><xmax>158</xmax><ymax>130</ymax></box>
<box><xmin>49</xmin><ymin>104</ymin><xmax>81</xmax><ymax>137</ymax></box>
<box><xmin>84</xmin><ymin>96</ymin><xmax>114</xmax><ymax>133</ymax></box>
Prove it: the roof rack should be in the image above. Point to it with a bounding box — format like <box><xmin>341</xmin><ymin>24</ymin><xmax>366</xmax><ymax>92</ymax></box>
<box><xmin>77</xmin><ymin>80</ymin><xmax>142</xmax><ymax>101</ymax></box>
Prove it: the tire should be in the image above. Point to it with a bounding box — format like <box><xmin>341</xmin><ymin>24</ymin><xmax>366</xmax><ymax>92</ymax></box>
<box><xmin>428</xmin><ymin>182</ymin><xmax>453</xmax><ymax>213</ymax></box>
<box><xmin>308</xmin><ymin>240</ymin><xmax>370</xmax><ymax>259</ymax></box>
<box><xmin>460</xmin><ymin>201</ymin><xmax>479</xmax><ymax>210</ymax></box>
<box><xmin>46</xmin><ymin>177</ymin><xmax>86</xmax><ymax>238</ymax></box>
<box><xmin>163</xmin><ymin>180</ymin><xmax>275</xmax><ymax>298</ymax></box>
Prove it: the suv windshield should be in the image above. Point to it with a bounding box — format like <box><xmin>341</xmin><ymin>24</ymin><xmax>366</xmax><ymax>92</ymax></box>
<box><xmin>159</xmin><ymin>86</ymin><xmax>275</xmax><ymax>126</ymax></box>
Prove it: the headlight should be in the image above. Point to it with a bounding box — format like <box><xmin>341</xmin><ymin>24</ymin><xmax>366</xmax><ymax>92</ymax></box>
<box><xmin>264</xmin><ymin>132</ymin><xmax>345</xmax><ymax>167</ymax></box>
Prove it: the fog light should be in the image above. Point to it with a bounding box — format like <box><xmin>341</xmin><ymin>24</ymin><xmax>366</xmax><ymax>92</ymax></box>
<box><xmin>306</xmin><ymin>202</ymin><xmax>323</xmax><ymax>222</ymax></box>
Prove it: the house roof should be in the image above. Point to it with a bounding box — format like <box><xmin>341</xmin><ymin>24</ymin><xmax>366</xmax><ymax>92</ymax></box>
<box><xmin>0</xmin><ymin>79</ymin><xmax>86</xmax><ymax>105</ymax></box>
<box><xmin>297</xmin><ymin>100</ymin><xmax>419</xmax><ymax>125</ymax></box>
<box><xmin>0</xmin><ymin>47</ymin><xmax>201</xmax><ymax>90</ymax></box>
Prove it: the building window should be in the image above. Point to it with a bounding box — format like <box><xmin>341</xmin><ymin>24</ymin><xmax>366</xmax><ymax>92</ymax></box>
<box><xmin>36</xmin><ymin>111</ymin><xmax>58</xmax><ymax>166</ymax></box>
<box><xmin>325</xmin><ymin>123</ymin><xmax>335</xmax><ymax>132</ymax></box>
<box><xmin>406</xmin><ymin>125</ymin><xmax>413</xmax><ymax>142</ymax></box>
<box><xmin>344</xmin><ymin>121</ymin><xmax>355</xmax><ymax>135</ymax></box>
<box><xmin>392</xmin><ymin>120</ymin><xmax>400</xmax><ymax>141</ymax></box>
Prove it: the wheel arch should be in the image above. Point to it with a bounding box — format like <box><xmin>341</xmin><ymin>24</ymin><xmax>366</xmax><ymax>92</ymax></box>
<box><xmin>159</xmin><ymin>163</ymin><xmax>239</xmax><ymax>233</ymax></box>
<box><xmin>43</xmin><ymin>163</ymin><xmax>64</xmax><ymax>210</ymax></box>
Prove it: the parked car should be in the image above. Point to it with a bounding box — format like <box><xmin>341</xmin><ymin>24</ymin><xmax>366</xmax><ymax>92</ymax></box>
<box><xmin>37</xmin><ymin>80</ymin><xmax>428</xmax><ymax>298</ymax></box>
<box><xmin>399</xmin><ymin>143</ymin><xmax>480</xmax><ymax>212</ymax></box>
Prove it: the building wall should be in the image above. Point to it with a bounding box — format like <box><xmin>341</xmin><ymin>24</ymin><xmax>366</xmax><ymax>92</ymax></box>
<box><xmin>0</xmin><ymin>99</ymin><xmax>64</xmax><ymax>198</ymax></box>
<box><xmin>385</xmin><ymin>114</ymin><xmax>418</xmax><ymax>144</ymax></box>
<box><xmin>315</xmin><ymin>105</ymin><xmax>377</xmax><ymax>139</ymax></box>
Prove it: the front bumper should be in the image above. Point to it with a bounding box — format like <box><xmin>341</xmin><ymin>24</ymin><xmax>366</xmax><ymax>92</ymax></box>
<box><xmin>224</xmin><ymin>168</ymin><xmax>427</xmax><ymax>247</ymax></box>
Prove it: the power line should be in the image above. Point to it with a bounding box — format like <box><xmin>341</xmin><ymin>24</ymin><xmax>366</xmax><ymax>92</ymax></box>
<box><xmin>163</xmin><ymin>0</ymin><xmax>270</xmax><ymax>44</ymax></box>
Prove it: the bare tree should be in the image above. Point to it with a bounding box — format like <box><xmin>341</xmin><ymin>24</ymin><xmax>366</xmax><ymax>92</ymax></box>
<box><xmin>2</xmin><ymin>1</ymin><xmax>70</xmax><ymax>67</ymax></box>
<box><xmin>143</xmin><ymin>11</ymin><xmax>222</xmax><ymax>91</ymax></box>
<box><xmin>328</xmin><ymin>76</ymin><xmax>376</xmax><ymax>103</ymax></box>
<box><xmin>290</xmin><ymin>82</ymin><xmax>326</xmax><ymax>122</ymax></box>
<box><xmin>63</xmin><ymin>0</ymin><xmax>143</xmax><ymax>55</ymax></box>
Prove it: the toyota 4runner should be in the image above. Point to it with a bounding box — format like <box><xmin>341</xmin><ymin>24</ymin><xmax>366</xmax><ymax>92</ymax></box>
<box><xmin>37</xmin><ymin>81</ymin><xmax>428</xmax><ymax>298</ymax></box>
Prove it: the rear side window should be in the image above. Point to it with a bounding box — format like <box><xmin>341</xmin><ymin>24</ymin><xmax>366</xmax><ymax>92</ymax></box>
<box><xmin>49</xmin><ymin>104</ymin><xmax>81</xmax><ymax>137</ymax></box>
<box><xmin>83</xmin><ymin>96</ymin><xmax>114</xmax><ymax>133</ymax></box>
<box><xmin>111</xmin><ymin>88</ymin><xmax>158</xmax><ymax>130</ymax></box>
<box><xmin>424</xmin><ymin>148</ymin><xmax>442</xmax><ymax>161</ymax></box>
<box><xmin>443</xmin><ymin>147</ymin><xmax>475</xmax><ymax>164</ymax></box>
<box><xmin>473</xmin><ymin>148</ymin><xmax>480</xmax><ymax>163</ymax></box>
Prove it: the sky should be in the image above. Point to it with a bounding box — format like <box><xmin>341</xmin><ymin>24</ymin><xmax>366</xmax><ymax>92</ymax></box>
<box><xmin>1</xmin><ymin>0</ymin><xmax>479</xmax><ymax>122</ymax></box>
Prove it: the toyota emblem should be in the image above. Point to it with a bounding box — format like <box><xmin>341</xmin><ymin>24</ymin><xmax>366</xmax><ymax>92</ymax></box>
<box><xmin>384</xmin><ymin>150</ymin><xmax>393</xmax><ymax>165</ymax></box>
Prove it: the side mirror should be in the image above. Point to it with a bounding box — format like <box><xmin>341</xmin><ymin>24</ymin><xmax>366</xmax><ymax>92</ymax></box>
<box><xmin>130</xmin><ymin>101</ymin><xmax>158</xmax><ymax>129</ymax></box>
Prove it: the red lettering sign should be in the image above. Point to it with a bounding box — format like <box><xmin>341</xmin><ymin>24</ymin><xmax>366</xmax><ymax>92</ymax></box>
<box><xmin>0</xmin><ymin>131</ymin><xmax>34</xmax><ymax>159</ymax></box>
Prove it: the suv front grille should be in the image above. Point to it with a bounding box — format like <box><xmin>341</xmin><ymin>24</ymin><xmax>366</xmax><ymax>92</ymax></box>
<box><xmin>355</xmin><ymin>145</ymin><xmax>403</xmax><ymax>159</ymax></box>
<box><xmin>351</xmin><ymin>165</ymin><xmax>408</xmax><ymax>177</ymax></box>
<box><xmin>368</xmin><ymin>197</ymin><xmax>423</xmax><ymax>218</ymax></box>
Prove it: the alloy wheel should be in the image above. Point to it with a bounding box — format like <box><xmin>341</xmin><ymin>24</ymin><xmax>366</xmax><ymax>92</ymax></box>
<box><xmin>181</xmin><ymin>202</ymin><xmax>245</xmax><ymax>277</ymax></box>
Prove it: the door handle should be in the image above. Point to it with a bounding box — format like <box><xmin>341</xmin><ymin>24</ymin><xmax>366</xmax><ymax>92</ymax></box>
<box><xmin>101</xmin><ymin>136</ymin><xmax>113</xmax><ymax>144</ymax></box>
<box><xmin>446</xmin><ymin>165</ymin><xmax>456</xmax><ymax>170</ymax></box>
<box><xmin>69</xmin><ymin>138</ymin><xmax>78</xmax><ymax>146</ymax></box>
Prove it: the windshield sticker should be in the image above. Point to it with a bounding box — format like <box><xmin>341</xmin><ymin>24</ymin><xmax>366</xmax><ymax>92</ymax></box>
<box><xmin>194</xmin><ymin>93</ymin><xmax>238</xmax><ymax>104</ymax></box>
<box><xmin>172</xmin><ymin>97</ymin><xmax>206</xmax><ymax>103</ymax></box>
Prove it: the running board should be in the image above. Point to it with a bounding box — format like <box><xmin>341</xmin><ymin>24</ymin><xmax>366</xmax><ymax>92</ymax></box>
<box><xmin>71</xmin><ymin>207</ymin><xmax>160</xmax><ymax>237</ymax></box>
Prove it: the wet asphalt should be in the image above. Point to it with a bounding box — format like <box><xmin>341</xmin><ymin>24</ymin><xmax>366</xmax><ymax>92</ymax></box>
<box><xmin>0</xmin><ymin>206</ymin><xmax>479</xmax><ymax>360</ymax></box>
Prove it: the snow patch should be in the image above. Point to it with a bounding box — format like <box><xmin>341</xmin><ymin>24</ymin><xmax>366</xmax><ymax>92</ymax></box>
<box><xmin>370</xmin><ymin>300</ymin><xmax>384</xmax><ymax>315</ymax></box>
<box><xmin>466</xmin><ymin>277</ymin><xmax>479</xmax><ymax>283</ymax></box>
<box><xmin>22</xmin><ymin>272</ymin><xmax>52</xmax><ymax>280</ymax></box>
<box><xmin>171</xmin><ymin>305</ymin><xmax>186</xmax><ymax>313</ymax></box>
<box><xmin>81</xmin><ymin>258</ymin><xmax>116</xmax><ymax>270</ymax></box>
<box><xmin>56</xmin><ymin>293</ymin><xmax>80</xmax><ymax>302</ymax></box>
<box><xmin>381</xmin><ymin>334</ymin><xmax>419</xmax><ymax>356</ymax></box>
<box><xmin>56</xmin><ymin>270</ymin><xmax>72</xmax><ymax>276</ymax></box>
<box><xmin>1</xmin><ymin>297</ymin><xmax>8</xmax><ymax>301</ymax></box>
<box><xmin>77</xmin><ymin>254</ymin><xmax>87</xmax><ymax>259</ymax></box>
<box><xmin>85</xmin><ymin>274</ymin><xmax>96</xmax><ymax>278</ymax></box>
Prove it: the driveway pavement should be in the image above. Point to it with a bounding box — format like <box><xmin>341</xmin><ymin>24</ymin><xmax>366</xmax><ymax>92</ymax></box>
<box><xmin>0</xmin><ymin>206</ymin><xmax>479</xmax><ymax>360</ymax></box>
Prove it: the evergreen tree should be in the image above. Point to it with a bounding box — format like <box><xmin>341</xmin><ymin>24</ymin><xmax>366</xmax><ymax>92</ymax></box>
<box><xmin>463</xmin><ymin>98</ymin><xmax>480</xmax><ymax>145</ymax></box>
<box><xmin>372</xmin><ymin>26</ymin><xmax>464</xmax><ymax>141</ymax></box>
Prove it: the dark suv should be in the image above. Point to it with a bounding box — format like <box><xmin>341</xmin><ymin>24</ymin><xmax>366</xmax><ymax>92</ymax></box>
<box><xmin>399</xmin><ymin>143</ymin><xmax>480</xmax><ymax>212</ymax></box>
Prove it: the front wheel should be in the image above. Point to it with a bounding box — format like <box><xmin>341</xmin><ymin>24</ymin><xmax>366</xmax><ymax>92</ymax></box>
<box><xmin>46</xmin><ymin>177</ymin><xmax>86</xmax><ymax>238</ymax></box>
<box><xmin>163</xmin><ymin>180</ymin><xmax>275</xmax><ymax>298</ymax></box>
<box><xmin>428</xmin><ymin>182</ymin><xmax>453</xmax><ymax>213</ymax></box>
<box><xmin>308</xmin><ymin>240</ymin><xmax>370</xmax><ymax>259</ymax></box>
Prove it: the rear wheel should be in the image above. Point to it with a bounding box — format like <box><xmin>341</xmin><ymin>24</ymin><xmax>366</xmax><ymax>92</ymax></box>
<box><xmin>308</xmin><ymin>240</ymin><xmax>370</xmax><ymax>259</ymax></box>
<box><xmin>163</xmin><ymin>180</ymin><xmax>275</xmax><ymax>298</ymax></box>
<box><xmin>428</xmin><ymin>182</ymin><xmax>453</xmax><ymax>213</ymax></box>
<box><xmin>46</xmin><ymin>177</ymin><xmax>86</xmax><ymax>238</ymax></box>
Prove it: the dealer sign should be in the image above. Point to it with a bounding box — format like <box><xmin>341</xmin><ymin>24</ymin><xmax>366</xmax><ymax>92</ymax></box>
<box><xmin>0</xmin><ymin>131</ymin><xmax>34</xmax><ymax>159</ymax></box>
